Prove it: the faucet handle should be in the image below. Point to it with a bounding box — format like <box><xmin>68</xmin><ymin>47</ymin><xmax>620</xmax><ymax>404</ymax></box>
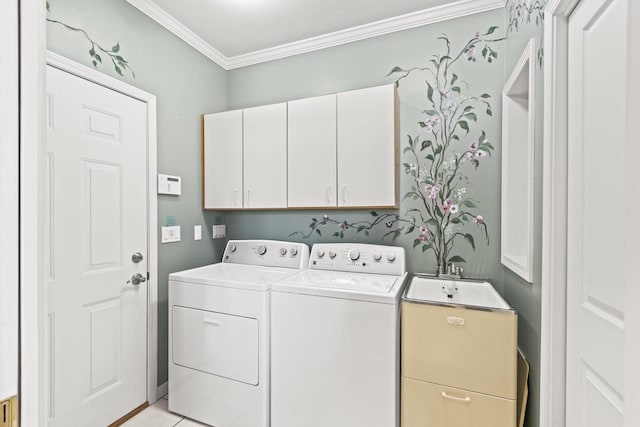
<box><xmin>447</xmin><ymin>262</ymin><xmax>456</xmax><ymax>275</ymax></box>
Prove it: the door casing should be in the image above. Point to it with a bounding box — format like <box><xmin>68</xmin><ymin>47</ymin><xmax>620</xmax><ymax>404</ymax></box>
<box><xmin>44</xmin><ymin>51</ymin><xmax>159</xmax><ymax>416</ymax></box>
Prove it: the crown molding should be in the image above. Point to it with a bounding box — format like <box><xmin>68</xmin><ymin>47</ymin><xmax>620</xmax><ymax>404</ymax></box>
<box><xmin>127</xmin><ymin>0</ymin><xmax>507</xmax><ymax>70</ymax></box>
<box><xmin>126</xmin><ymin>0</ymin><xmax>230</xmax><ymax>68</ymax></box>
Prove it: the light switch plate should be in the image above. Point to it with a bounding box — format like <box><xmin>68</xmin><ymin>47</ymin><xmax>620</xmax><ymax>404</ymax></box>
<box><xmin>161</xmin><ymin>226</ymin><xmax>181</xmax><ymax>243</ymax></box>
<box><xmin>194</xmin><ymin>225</ymin><xmax>202</xmax><ymax>241</ymax></box>
<box><xmin>212</xmin><ymin>224</ymin><xmax>226</xmax><ymax>239</ymax></box>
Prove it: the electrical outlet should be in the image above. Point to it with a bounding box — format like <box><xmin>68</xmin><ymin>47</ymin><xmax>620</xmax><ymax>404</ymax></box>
<box><xmin>212</xmin><ymin>224</ymin><xmax>226</xmax><ymax>239</ymax></box>
<box><xmin>161</xmin><ymin>226</ymin><xmax>181</xmax><ymax>243</ymax></box>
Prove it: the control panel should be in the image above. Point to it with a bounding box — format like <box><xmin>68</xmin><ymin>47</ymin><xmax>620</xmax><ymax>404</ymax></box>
<box><xmin>223</xmin><ymin>240</ymin><xmax>310</xmax><ymax>269</ymax></box>
<box><xmin>310</xmin><ymin>243</ymin><xmax>406</xmax><ymax>276</ymax></box>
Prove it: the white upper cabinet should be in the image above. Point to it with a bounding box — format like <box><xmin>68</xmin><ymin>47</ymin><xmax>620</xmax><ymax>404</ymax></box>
<box><xmin>203</xmin><ymin>110</ymin><xmax>243</xmax><ymax>209</ymax></box>
<box><xmin>287</xmin><ymin>94</ymin><xmax>337</xmax><ymax>207</ymax></box>
<box><xmin>337</xmin><ymin>84</ymin><xmax>397</xmax><ymax>207</ymax></box>
<box><xmin>243</xmin><ymin>103</ymin><xmax>288</xmax><ymax>208</ymax></box>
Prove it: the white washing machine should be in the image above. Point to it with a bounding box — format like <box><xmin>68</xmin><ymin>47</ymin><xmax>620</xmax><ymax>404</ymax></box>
<box><xmin>168</xmin><ymin>240</ymin><xmax>309</xmax><ymax>427</ymax></box>
<box><xmin>271</xmin><ymin>243</ymin><xmax>407</xmax><ymax>427</ymax></box>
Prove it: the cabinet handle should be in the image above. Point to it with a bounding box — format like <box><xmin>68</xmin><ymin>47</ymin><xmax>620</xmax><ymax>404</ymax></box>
<box><xmin>341</xmin><ymin>185</ymin><xmax>348</xmax><ymax>203</ymax></box>
<box><xmin>327</xmin><ymin>185</ymin><xmax>332</xmax><ymax>203</ymax></box>
<box><xmin>234</xmin><ymin>189</ymin><xmax>239</xmax><ymax>206</ymax></box>
<box><xmin>203</xmin><ymin>318</ymin><xmax>221</xmax><ymax>326</ymax></box>
<box><xmin>441</xmin><ymin>392</ymin><xmax>471</xmax><ymax>403</ymax></box>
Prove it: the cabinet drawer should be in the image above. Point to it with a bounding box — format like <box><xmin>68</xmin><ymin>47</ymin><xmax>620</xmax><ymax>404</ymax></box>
<box><xmin>402</xmin><ymin>302</ymin><xmax>517</xmax><ymax>399</ymax></box>
<box><xmin>401</xmin><ymin>377</ymin><xmax>516</xmax><ymax>427</ymax></box>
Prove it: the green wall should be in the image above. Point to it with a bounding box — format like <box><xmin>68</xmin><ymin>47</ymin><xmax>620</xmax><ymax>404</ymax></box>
<box><xmin>491</xmin><ymin>2</ymin><xmax>546</xmax><ymax>427</ymax></box>
<box><xmin>46</xmin><ymin>0</ymin><xmax>228</xmax><ymax>386</ymax></box>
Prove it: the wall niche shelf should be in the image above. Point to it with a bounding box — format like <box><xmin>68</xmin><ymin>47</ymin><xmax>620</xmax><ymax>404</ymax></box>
<box><xmin>501</xmin><ymin>39</ymin><xmax>536</xmax><ymax>283</ymax></box>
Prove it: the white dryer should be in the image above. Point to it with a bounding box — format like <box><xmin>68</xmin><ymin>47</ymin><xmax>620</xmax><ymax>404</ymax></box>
<box><xmin>271</xmin><ymin>243</ymin><xmax>407</xmax><ymax>427</ymax></box>
<box><xmin>168</xmin><ymin>240</ymin><xmax>309</xmax><ymax>427</ymax></box>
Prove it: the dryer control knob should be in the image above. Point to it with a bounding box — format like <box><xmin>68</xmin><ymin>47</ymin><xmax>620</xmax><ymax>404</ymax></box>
<box><xmin>290</xmin><ymin>247</ymin><xmax>298</xmax><ymax>256</ymax></box>
<box><xmin>348</xmin><ymin>249</ymin><xmax>360</xmax><ymax>261</ymax></box>
<box><xmin>387</xmin><ymin>252</ymin><xmax>396</xmax><ymax>262</ymax></box>
<box><xmin>373</xmin><ymin>252</ymin><xmax>382</xmax><ymax>262</ymax></box>
<box><xmin>329</xmin><ymin>250</ymin><xmax>337</xmax><ymax>259</ymax></box>
<box><xmin>317</xmin><ymin>249</ymin><xmax>325</xmax><ymax>258</ymax></box>
<box><xmin>280</xmin><ymin>247</ymin><xmax>287</xmax><ymax>256</ymax></box>
<box><xmin>257</xmin><ymin>245</ymin><xmax>267</xmax><ymax>255</ymax></box>
<box><xmin>229</xmin><ymin>244</ymin><xmax>237</xmax><ymax>253</ymax></box>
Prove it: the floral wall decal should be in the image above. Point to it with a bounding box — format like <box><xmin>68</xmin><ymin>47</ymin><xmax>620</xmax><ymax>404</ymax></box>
<box><xmin>291</xmin><ymin>29</ymin><xmax>502</xmax><ymax>273</ymax></box>
<box><xmin>507</xmin><ymin>0</ymin><xmax>545</xmax><ymax>66</ymax></box>
<box><xmin>46</xmin><ymin>1</ymin><xmax>135</xmax><ymax>78</ymax></box>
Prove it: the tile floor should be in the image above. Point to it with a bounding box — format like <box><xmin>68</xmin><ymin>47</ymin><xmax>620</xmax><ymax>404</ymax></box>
<box><xmin>122</xmin><ymin>395</ymin><xmax>211</xmax><ymax>427</ymax></box>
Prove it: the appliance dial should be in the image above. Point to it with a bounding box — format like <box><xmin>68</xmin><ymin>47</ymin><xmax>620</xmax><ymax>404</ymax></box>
<box><xmin>229</xmin><ymin>244</ymin><xmax>237</xmax><ymax>253</ymax></box>
<box><xmin>329</xmin><ymin>250</ymin><xmax>337</xmax><ymax>259</ymax></box>
<box><xmin>257</xmin><ymin>245</ymin><xmax>267</xmax><ymax>255</ymax></box>
<box><xmin>373</xmin><ymin>252</ymin><xmax>382</xmax><ymax>262</ymax></box>
<box><xmin>280</xmin><ymin>247</ymin><xmax>287</xmax><ymax>256</ymax></box>
<box><xmin>290</xmin><ymin>247</ymin><xmax>298</xmax><ymax>256</ymax></box>
<box><xmin>348</xmin><ymin>249</ymin><xmax>360</xmax><ymax>261</ymax></box>
<box><xmin>317</xmin><ymin>249</ymin><xmax>325</xmax><ymax>258</ymax></box>
<box><xmin>387</xmin><ymin>252</ymin><xmax>396</xmax><ymax>262</ymax></box>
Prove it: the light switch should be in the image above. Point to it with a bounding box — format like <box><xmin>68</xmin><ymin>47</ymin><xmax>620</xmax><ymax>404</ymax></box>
<box><xmin>161</xmin><ymin>226</ymin><xmax>181</xmax><ymax>243</ymax></box>
<box><xmin>194</xmin><ymin>225</ymin><xmax>202</xmax><ymax>241</ymax></box>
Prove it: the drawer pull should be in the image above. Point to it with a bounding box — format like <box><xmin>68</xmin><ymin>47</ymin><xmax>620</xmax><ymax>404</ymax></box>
<box><xmin>446</xmin><ymin>316</ymin><xmax>465</xmax><ymax>326</ymax></box>
<box><xmin>203</xmin><ymin>318</ymin><xmax>221</xmax><ymax>326</ymax></box>
<box><xmin>441</xmin><ymin>392</ymin><xmax>471</xmax><ymax>403</ymax></box>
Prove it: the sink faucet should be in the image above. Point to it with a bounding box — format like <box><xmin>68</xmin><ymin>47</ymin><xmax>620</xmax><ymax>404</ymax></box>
<box><xmin>438</xmin><ymin>262</ymin><xmax>464</xmax><ymax>279</ymax></box>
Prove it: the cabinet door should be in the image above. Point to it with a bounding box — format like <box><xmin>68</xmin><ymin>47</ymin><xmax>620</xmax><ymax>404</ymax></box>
<box><xmin>288</xmin><ymin>94</ymin><xmax>337</xmax><ymax>207</ymax></box>
<box><xmin>243</xmin><ymin>103</ymin><xmax>288</xmax><ymax>208</ymax></box>
<box><xmin>203</xmin><ymin>110</ymin><xmax>243</xmax><ymax>209</ymax></box>
<box><xmin>402</xmin><ymin>302</ymin><xmax>517</xmax><ymax>400</ymax></box>
<box><xmin>337</xmin><ymin>84</ymin><xmax>397</xmax><ymax>207</ymax></box>
<box><xmin>401</xmin><ymin>377</ymin><xmax>516</xmax><ymax>427</ymax></box>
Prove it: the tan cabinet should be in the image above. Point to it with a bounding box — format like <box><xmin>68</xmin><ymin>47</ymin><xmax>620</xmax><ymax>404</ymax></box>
<box><xmin>401</xmin><ymin>300</ymin><xmax>517</xmax><ymax>426</ymax></box>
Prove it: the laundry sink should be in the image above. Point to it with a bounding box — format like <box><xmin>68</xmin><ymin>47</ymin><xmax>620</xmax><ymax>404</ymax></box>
<box><xmin>403</xmin><ymin>275</ymin><xmax>512</xmax><ymax>310</ymax></box>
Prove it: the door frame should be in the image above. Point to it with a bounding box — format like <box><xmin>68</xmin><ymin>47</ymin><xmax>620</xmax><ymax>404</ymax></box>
<box><xmin>539</xmin><ymin>0</ymin><xmax>580</xmax><ymax>426</ymax></box>
<box><xmin>35</xmin><ymin>50</ymin><xmax>160</xmax><ymax>421</ymax></box>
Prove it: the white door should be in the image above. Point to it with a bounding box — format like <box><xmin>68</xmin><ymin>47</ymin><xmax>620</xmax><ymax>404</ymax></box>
<box><xmin>243</xmin><ymin>103</ymin><xmax>287</xmax><ymax>208</ymax></box>
<box><xmin>46</xmin><ymin>66</ymin><xmax>148</xmax><ymax>426</ymax></box>
<box><xmin>288</xmin><ymin>94</ymin><xmax>337</xmax><ymax>207</ymax></box>
<box><xmin>203</xmin><ymin>110</ymin><xmax>243</xmax><ymax>209</ymax></box>
<box><xmin>566</xmin><ymin>0</ymin><xmax>639</xmax><ymax>425</ymax></box>
<box><xmin>337</xmin><ymin>84</ymin><xmax>397</xmax><ymax>207</ymax></box>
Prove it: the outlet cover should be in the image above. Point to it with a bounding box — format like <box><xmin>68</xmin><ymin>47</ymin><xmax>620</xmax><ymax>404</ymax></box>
<box><xmin>161</xmin><ymin>226</ymin><xmax>181</xmax><ymax>243</ymax></box>
<box><xmin>194</xmin><ymin>225</ymin><xmax>202</xmax><ymax>240</ymax></box>
<box><xmin>212</xmin><ymin>224</ymin><xmax>226</xmax><ymax>239</ymax></box>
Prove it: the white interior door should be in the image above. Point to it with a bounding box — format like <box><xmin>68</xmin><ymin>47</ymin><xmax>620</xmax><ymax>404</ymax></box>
<box><xmin>46</xmin><ymin>65</ymin><xmax>148</xmax><ymax>426</ymax></box>
<box><xmin>566</xmin><ymin>0</ymin><xmax>638</xmax><ymax>425</ymax></box>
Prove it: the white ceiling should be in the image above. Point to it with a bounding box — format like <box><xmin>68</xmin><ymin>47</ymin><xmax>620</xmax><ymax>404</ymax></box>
<box><xmin>127</xmin><ymin>0</ymin><xmax>505</xmax><ymax>69</ymax></box>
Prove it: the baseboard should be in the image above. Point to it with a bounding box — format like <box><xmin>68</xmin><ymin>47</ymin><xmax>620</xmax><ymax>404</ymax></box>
<box><xmin>157</xmin><ymin>381</ymin><xmax>168</xmax><ymax>399</ymax></box>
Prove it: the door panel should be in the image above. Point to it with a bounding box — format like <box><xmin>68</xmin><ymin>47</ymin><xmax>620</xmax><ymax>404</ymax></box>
<box><xmin>46</xmin><ymin>65</ymin><xmax>148</xmax><ymax>427</ymax></box>
<box><xmin>567</xmin><ymin>0</ymin><xmax>631</xmax><ymax>424</ymax></box>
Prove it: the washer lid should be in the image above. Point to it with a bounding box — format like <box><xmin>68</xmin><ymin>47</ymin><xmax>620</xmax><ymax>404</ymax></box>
<box><xmin>169</xmin><ymin>262</ymin><xmax>302</xmax><ymax>291</ymax></box>
<box><xmin>273</xmin><ymin>269</ymin><xmax>407</xmax><ymax>303</ymax></box>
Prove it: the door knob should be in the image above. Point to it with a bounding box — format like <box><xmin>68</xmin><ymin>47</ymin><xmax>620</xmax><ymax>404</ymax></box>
<box><xmin>131</xmin><ymin>252</ymin><xmax>144</xmax><ymax>263</ymax></box>
<box><xmin>127</xmin><ymin>273</ymin><xmax>147</xmax><ymax>285</ymax></box>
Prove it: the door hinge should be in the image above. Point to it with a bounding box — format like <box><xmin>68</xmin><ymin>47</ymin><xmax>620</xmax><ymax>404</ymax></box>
<box><xmin>147</xmin><ymin>272</ymin><xmax>150</xmax><ymax>280</ymax></box>
<box><xmin>1</xmin><ymin>396</ymin><xmax>17</xmax><ymax>427</ymax></box>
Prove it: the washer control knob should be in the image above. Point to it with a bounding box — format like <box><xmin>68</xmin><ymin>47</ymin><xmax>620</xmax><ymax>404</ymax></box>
<box><xmin>373</xmin><ymin>252</ymin><xmax>382</xmax><ymax>262</ymax></box>
<box><xmin>317</xmin><ymin>249</ymin><xmax>325</xmax><ymax>258</ymax></box>
<box><xmin>387</xmin><ymin>252</ymin><xmax>396</xmax><ymax>262</ymax></box>
<box><xmin>229</xmin><ymin>244</ymin><xmax>237</xmax><ymax>253</ymax></box>
<box><xmin>257</xmin><ymin>245</ymin><xmax>267</xmax><ymax>255</ymax></box>
<box><xmin>279</xmin><ymin>247</ymin><xmax>287</xmax><ymax>256</ymax></box>
<box><xmin>329</xmin><ymin>250</ymin><xmax>337</xmax><ymax>259</ymax></box>
<box><xmin>290</xmin><ymin>247</ymin><xmax>298</xmax><ymax>257</ymax></box>
<box><xmin>348</xmin><ymin>249</ymin><xmax>360</xmax><ymax>261</ymax></box>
